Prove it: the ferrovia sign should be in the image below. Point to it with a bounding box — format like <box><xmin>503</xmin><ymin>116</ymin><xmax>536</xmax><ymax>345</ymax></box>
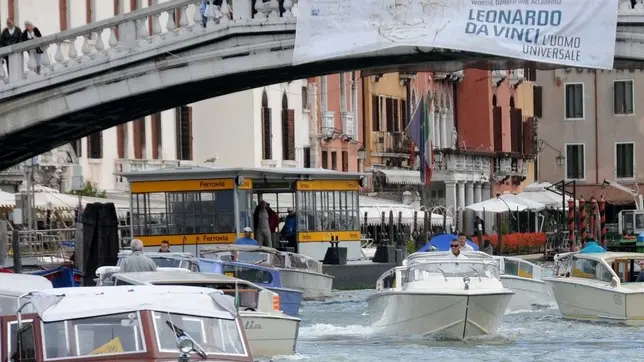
<box><xmin>292</xmin><ymin>0</ymin><xmax>618</xmax><ymax>69</ymax></box>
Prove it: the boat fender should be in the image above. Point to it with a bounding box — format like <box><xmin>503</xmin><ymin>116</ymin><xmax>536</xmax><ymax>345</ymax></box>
<box><xmin>244</xmin><ymin>308</ymin><xmax>256</xmax><ymax>312</ymax></box>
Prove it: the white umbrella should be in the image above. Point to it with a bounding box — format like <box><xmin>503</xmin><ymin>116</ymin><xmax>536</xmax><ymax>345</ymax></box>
<box><xmin>466</xmin><ymin>197</ymin><xmax>528</xmax><ymax>213</ymax></box>
<box><xmin>498</xmin><ymin>193</ymin><xmax>546</xmax><ymax>211</ymax></box>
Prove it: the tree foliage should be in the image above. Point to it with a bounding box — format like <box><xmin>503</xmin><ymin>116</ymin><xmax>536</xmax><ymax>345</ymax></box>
<box><xmin>67</xmin><ymin>181</ymin><xmax>107</xmax><ymax>198</ymax></box>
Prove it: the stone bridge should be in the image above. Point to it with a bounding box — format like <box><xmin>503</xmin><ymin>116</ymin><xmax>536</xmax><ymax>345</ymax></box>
<box><xmin>0</xmin><ymin>0</ymin><xmax>643</xmax><ymax>170</ymax></box>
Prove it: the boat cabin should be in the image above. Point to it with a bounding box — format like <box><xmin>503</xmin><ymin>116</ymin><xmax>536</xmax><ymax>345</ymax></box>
<box><xmin>495</xmin><ymin>256</ymin><xmax>543</xmax><ymax>280</ymax></box>
<box><xmin>198</xmin><ymin>258</ymin><xmax>283</xmax><ymax>290</ymax></box>
<box><xmin>377</xmin><ymin>254</ymin><xmax>503</xmax><ymax>292</ymax></box>
<box><xmin>553</xmin><ymin>252</ymin><xmax>644</xmax><ymax>285</ymax></box>
<box><xmin>3</xmin><ymin>285</ymin><xmax>252</xmax><ymax>361</ymax></box>
<box><xmin>117</xmin><ymin>251</ymin><xmax>200</xmax><ymax>271</ymax></box>
<box><xmin>111</xmin><ymin>271</ymin><xmax>281</xmax><ymax>313</ymax></box>
<box><xmin>200</xmin><ymin>245</ymin><xmax>325</xmax><ymax>275</ymax></box>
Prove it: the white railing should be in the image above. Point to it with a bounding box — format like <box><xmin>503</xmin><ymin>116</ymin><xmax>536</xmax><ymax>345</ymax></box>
<box><xmin>0</xmin><ymin>0</ymin><xmax>298</xmax><ymax>87</ymax></box>
<box><xmin>114</xmin><ymin>158</ymin><xmax>190</xmax><ymax>190</ymax></box>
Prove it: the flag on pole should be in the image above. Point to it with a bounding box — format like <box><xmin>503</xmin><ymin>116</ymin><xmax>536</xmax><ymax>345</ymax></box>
<box><xmin>422</xmin><ymin>93</ymin><xmax>433</xmax><ymax>186</ymax></box>
<box><xmin>405</xmin><ymin>92</ymin><xmax>433</xmax><ymax>185</ymax></box>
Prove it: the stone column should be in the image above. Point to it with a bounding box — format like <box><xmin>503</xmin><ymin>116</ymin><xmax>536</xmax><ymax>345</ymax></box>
<box><xmin>434</xmin><ymin>112</ymin><xmax>440</xmax><ymax>149</ymax></box>
<box><xmin>482</xmin><ymin>183</ymin><xmax>492</xmax><ymax>201</ymax></box>
<box><xmin>440</xmin><ymin>109</ymin><xmax>448</xmax><ymax>151</ymax></box>
<box><xmin>445</xmin><ymin>181</ymin><xmax>457</xmax><ymax>214</ymax></box>
<box><xmin>457</xmin><ymin>181</ymin><xmax>466</xmax><ymax>210</ymax></box>
<box><xmin>465</xmin><ymin>182</ymin><xmax>474</xmax><ymax>206</ymax></box>
<box><xmin>474</xmin><ymin>182</ymin><xmax>482</xmax><ymax>203</ymax></box>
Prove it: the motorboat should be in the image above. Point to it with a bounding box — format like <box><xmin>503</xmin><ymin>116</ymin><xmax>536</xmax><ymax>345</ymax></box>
<box><xmin>200</xmin><ymin>245</ymin><xmax>334</xmax><ymax>300</ymax></box>
<box><xmin>368</xmin><ymin>251</ymin><xmax>513</xmax><ymax>340</ymax></box>
<box><xmin>544</xmin><ymin>251</ymin><xmax>644</xmax><ymax>325</ymax></box>
<box><xmin>108</xmin><ymin>251</ymin><xmax>303</xmax><ymax>315</ymax></box>
<box><xmin>199</xmin><ymin>258</ymin><xmax>303</xmax><ymax>317</ymax></box>
<box><xmin>111</xmin><ymin>270</ymin><xmax>300</xmax><ymax>357</ymax></box>
<box><xmin>4</xmin><ymin>284</ymin><xmax>253</xmax><ymax>361</ymax></box>
<box><xmin>419</xmin><ymin>250</ymin><xmax>551</xmax><ymax>310</ymax></box>
<box><xmin>494</xmin><ymin>256</ymin><xmax>551</xmax><ymax>310</ymax></box>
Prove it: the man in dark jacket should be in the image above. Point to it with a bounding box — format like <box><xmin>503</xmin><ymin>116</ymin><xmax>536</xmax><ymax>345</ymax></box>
<box><xmin>0</xmin><ymin>18</ymin><xmax>21</xmax><ymax>73</ymax></box>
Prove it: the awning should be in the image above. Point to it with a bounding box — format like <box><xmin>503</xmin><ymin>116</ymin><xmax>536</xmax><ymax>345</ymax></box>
<box><xmin>376</xmin><ymin>169</ymin><xmax>423</xmax><ymax>185</ymax></box>
<box><xmin>567</xmin><ymin>184</ymin><xmax>641</xmax><ymax>205</ymax></box>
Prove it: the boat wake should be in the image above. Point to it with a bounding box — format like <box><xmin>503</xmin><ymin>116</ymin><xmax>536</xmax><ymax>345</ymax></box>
<box><xmin>298</xmin><ymin>323</ymin><xmax>374</xmax><ymax>341</ymax></box>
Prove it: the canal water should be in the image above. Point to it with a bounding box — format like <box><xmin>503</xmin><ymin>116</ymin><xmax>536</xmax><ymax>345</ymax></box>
<box><xmin>267</xmin><ymin>289</ymin><xmax>644</xmax><ymax>362</ymax></box>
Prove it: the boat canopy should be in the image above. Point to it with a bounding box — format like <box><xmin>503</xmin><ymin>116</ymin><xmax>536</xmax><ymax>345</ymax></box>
<box><xmin>24</xmin><ymin>285</ymin><xmax>238</xmax><ymax>322</ymax></box>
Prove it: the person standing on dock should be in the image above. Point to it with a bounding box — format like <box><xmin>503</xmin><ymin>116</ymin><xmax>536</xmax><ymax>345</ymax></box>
<box><xmin>158</xmin><ymin>240</ymin><xmax>170</xmax><ymax>252</ymax></box>
<box><xmin>253</xmin><ymin>201</ymin><xmax>272</xmax><ymax>248</ymax></box>
<box><xmin>120</xmin><ymin>239</ymin><xmax>157</xmax><ymax>273</ymax></box>
<box><xmin>281</xmin><ymin>208</ymin><xmax>297</xmax><ymax>251</ymax></box>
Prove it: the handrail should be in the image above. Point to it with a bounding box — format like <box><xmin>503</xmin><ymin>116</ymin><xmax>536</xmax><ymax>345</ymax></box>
<box><xmin>0</xmin><ymin>0</ymin><xmax>198</xmax><ymax>57</ymax></box>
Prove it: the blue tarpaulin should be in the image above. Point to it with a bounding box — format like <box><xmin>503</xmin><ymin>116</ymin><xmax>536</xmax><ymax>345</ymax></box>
<box><xmin>419</xmin><ymin>233</ymin><xmax>480</xmax><ymax>252</ymax></box>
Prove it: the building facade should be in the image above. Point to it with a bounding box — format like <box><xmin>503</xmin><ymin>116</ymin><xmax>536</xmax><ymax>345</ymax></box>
<box><xmin>0</xmin><ymin>0</ymin><xmax>309</xmax><ymax>191</ymax></box>
<box><xmin>536</xmin><ymin>68</ymin><xmax>644</xmax><ymax>204</ymax></box>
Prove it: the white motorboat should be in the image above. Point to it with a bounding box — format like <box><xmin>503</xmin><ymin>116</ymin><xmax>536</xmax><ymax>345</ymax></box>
<box><xmin>544</xmin><ymin>251</ymin><xmax>644</xmax><ymax>325</ymax></box>
<box><xmin>494</xmin><ymin>256</ymin><xmax>551</xmax><ymax>310</ymax></box>
<box><xmin>418</xmin><ymin>251</ymin><xmax>551</xmax><ymax>310</ymax></box>
<box><xmin>368</xmin><ymin>251</ymin><xmax>513</xmax><ymax>340</ymax></box>
<box><xmin>112</xmin><ymin>270</ymin><xmax>300</xmax><ymax>357</ymax></box>
<box><xmin>201</xmin><ymin>245</ymin><xmax>334</xmax><ymax>300</ymax></box>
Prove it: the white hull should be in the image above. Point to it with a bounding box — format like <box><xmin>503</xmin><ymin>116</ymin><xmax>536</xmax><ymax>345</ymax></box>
<box><xmin>367</xmin><ymin>291</ymin><xmax>513</xmax><ymax>340</ymax></box>
<box><xmin>279</xmin><ymin>269</ymin><xmax>333</xmax><ymax>300</ymax></box>
<box><xmin>545</xmin><ymin>278</ymin><xmax>644</xmax><ymax>325</ymax></box>
<box><xmin>501</xmin><ymin>275</ymin><xmax>551</xmax><ymax>310</ymax></box>
<box><xmin>239</xmin><ymin>312</ymin><xmax>300</xmax><ymax>357</ymax></box>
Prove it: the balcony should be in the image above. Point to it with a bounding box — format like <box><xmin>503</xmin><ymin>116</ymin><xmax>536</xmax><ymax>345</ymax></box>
<box><xmin>433</xmin><ymin>70</ymin><xmax>464</xmax><ymax>81</ymax></box>
<box><xmin>261</xmin><ymin>160</ymin><xmax>279</xmax><ymax>168</ymax></box>
<box><xmin>493</xmin><ymin>157</ymin><xmax>529</xmax><ymax>182</ymax></box>
<box><xmin>508</xmin><ymin>69</ymin><xmax>525</xmax><ymax>86</ymax></box>
<box><xmin>434</xmin><ymin>151</ymin><xmax>492</xmax><ymax>182</ymax></box>
<box><xmin>282</xmin><ymin>160</ymin><xmax>298</xmax><ymax>168</ymax></box>
<box><xmin>321</xmin><ymin>111</ymin><xmax>335</xmax><ymax>139</ymax></box>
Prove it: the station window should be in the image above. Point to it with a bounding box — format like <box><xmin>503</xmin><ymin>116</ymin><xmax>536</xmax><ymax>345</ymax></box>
<box><xmin>131</xmin><ymin>190</ymin><xmax>239</xmax><ymax>236</ymax></box>
<box><xmin>296</xmin><ymin>190</ymin><xmax>359</xmax><ymax>232</ymax></box>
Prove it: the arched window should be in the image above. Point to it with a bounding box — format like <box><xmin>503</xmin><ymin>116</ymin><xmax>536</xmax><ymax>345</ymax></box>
<box><xmin>261</xmin><ymin>90</ymin><xmax>272</xmax><ymax>160</ymax></box>
<box><xmin>281</xmin><ymin>93</ymin><xmax>295</xmax><ymax>161</ymax></box>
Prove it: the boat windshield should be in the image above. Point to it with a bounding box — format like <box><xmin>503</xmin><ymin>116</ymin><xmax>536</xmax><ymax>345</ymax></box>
<box><xmin>153</xmin><ymin>311</ymin><xmax>247</xmax><ymax>357</ymax></box>
<box><xmin>42</xmin><ymin>312</ymin><xmax>146</xmax><ymax>359</ymax></box>
<box><xmin>406</xmin><ymin>261</ymin><xmax>501</xmax><ymax>282</ymax></box>
<box><xmin>208</xmin><ymin>251</ymin><xmax>282</xmax><ymax>267</ymax></box>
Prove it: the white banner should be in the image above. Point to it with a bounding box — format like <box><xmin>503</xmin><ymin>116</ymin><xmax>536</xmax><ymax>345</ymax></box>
<box><xmin>292</xmin><ymin>0</ymin><xmax>618</xmax><ymax>69</ymax></box>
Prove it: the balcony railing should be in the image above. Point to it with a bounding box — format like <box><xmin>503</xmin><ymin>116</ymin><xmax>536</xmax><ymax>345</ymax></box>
<box><xmin>114</xmin><ymin>159</ymin><xmax>186</xmax><ymax>190</ymax></box>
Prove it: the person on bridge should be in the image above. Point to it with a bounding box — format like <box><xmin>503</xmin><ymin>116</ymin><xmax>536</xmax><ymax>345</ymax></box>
<box><xmin>1</xmin><ymin>18</ymin><xmax>21</xmax><ymax>73</ymax></box>
<box><xmin>21</xmin><ymin>20</ymin><xmax>43</xmax><ymax>74</ymax></box>
<box><xmin>235</xmin><ymin>227</ymin><xmax>258</xmax><ymax>245</ymax></box>
<box><xmin>120</xmin><ymin>239</ymin><xmax>158</xmax><ymax>273</ymax></box>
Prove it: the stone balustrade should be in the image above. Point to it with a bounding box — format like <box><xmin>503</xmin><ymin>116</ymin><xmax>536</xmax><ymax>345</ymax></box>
<box><xmin>0</xmin><ymin>0</ymin><xmax>639</xmax><ymax>90</ymax></box>
<box><xmin>0</xmin><ymin>0</ymin><xmax>298</xmax><ymax>87</ymax></box>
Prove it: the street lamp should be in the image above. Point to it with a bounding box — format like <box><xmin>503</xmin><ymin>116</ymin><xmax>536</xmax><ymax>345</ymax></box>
<box><xmin>555</xmin><ymin>153</ymin><xmax>565</xmax><ymax>167</ymax></box>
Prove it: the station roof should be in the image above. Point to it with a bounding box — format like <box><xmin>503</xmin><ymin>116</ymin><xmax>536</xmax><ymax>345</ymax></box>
<box><xmin>120</xmin><ymin>165</ymin><xmax>364</xmax><ymax>182</ymax></box>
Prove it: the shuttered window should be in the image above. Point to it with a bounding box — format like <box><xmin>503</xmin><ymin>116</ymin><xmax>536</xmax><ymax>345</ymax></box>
<box><xmin>175</xmin><ymin>106</ymin><xmax>193</xmax><ymax>161</ymax></box>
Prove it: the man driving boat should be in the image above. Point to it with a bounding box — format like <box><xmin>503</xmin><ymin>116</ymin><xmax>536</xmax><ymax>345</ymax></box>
<box><xmin>448</xmin><ymin>237</ymin><xmax>468</xmax><ymax>259</ymax></box>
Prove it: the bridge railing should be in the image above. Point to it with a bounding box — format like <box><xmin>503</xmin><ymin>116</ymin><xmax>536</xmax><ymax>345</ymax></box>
<box><xmin>0</xmin><ymin>0</ymin><xmax>298</xmax><ymax>87</ymax></box>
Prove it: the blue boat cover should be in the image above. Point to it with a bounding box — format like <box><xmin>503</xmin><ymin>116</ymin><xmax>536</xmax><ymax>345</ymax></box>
<box><xmin>418</xmin><ymin>233</ymin><xmax>480</xmax><ymax>252</ymax></box>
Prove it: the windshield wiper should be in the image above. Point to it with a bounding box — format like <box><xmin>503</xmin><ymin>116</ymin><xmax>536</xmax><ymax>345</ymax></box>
<box><xmin>165</xmin><ymin>320</ymin><xmax>208</xmax><ymax>359</ymax></box>
<box><xmin>469</xmin><ymin>266</ymin><xmax>482</xmax><ymax>281</ymax></box>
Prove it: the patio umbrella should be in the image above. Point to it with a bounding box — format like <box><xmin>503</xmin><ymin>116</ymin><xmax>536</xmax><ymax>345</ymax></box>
<box><xmin>465</xmin><ymin>197</ymin><xmax>528</xmax><ymax>213</ymax></box>
<box><xmin>498</xmin><ymin>193</ymin><xmax>546</xmax><ymax>211</ymax></box>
